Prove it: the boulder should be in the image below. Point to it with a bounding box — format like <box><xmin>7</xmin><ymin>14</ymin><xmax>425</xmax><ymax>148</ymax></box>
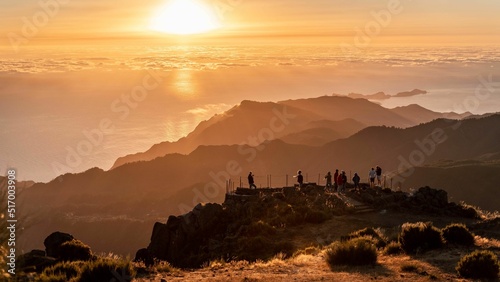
<box><xmin>134</xmin><ymin>248</ymin><xmax>154</xmax><ymax>267</ymax></box>
<box><xmin>44</xmin><ymin>232</ymin><xmax>74</xmax><ymax>258</ymax></box>
<box><xmin>435</xmin><ymin>189</ymin><xmax>448</xmax><ymax>207</ymax></box>
<box><xmin>147</xmin><ymin>203</ymin><xmax>227</xmax><ymax>267</ymax></box>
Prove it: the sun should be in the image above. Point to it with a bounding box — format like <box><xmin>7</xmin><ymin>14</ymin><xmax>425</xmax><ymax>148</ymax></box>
<box><xmin>150</xmin><ymin>0</ymin><xmax>221</xmax><ymax>35</ymax></box>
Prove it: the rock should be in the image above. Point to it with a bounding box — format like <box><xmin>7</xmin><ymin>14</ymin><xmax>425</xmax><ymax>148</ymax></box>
<box><xmin>17</xmin><ymin>250</ymin><xmax>56</xmax><ymax>273</ymax></box>
<box><xmin>436</xmin><ymin>189</ymin><xmax>448</xmax><ymax>206</ymax></box>
<box><xmin>149</xmin><ymin>222</ymin><xmax>170</xmax><ymax>260</ymax></box>
<box><xmin>283</xmin><ymin>187</ymin><xmax>297</xmax><ymax>197</ymax></box>
<box><xmin>134</xmin><ymin>248</ymin><xmax>154</xmax><ymax>267</ymax></box>
<box><xmin>44</xmin><ymin>232</ymin><xmax>74</xmax><ymax>258</ymax></box>
<box><xmin>147</xmin><ymin>203</ymin><xmax>227</xmax><ymax>267</ymax></box>
<box><xmin>361</xmin><ymin>193</ymin><xmax>375</xmax><ymax>204</ymax></box>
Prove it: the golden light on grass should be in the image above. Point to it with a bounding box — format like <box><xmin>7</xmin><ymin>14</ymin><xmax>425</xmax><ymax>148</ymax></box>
<box><xmin>150</xmin><ymin>0</ymin><xmax>220</xmax><ymax>35</ymax></box>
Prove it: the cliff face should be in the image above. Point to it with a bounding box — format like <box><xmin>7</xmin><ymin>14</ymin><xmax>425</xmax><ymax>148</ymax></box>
<box><xmin>139</xmin><ymin>185</ymin><xmax>478</xmax><ymax>268</ymax></box>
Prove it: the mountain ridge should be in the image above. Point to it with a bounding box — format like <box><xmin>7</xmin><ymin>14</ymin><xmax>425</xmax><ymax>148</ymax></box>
<box><xmin>111</xmin><ymin>95</ymin><xmax>468</xmax><ymax>170</ymax></box>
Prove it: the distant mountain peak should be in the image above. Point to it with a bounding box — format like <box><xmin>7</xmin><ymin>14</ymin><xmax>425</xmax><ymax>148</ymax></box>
<box><xmin>394</xmin><ymin>89</ymin><xmax>427</xmax><ymax>98</ymax></box>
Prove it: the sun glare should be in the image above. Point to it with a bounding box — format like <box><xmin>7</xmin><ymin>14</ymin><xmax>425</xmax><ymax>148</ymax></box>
<box><xmin>150</xmin><ymin>0</ymin><xmax>220</xmax><ymax>35</ymax></box>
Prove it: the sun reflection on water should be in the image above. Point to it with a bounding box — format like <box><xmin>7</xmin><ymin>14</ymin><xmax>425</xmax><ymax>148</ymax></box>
<box><xmin>171</xmin><ymin>69</ymin><xmax>197</xmax><ymax>97</ymax></box>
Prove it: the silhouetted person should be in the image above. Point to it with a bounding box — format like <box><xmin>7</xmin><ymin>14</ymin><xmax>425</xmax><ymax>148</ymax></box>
<box><xmin>342</xmin><ymin>171</ymin><xmax>347</xmax><ymax>191</ymax></box>
<box><xmin>296</xmin><ymin>170</ymin><xmax>304</xmax><ymax>188</ymax></box>
<box><xmin>369</xmin><ymin>167</ymin><xmax>376</xmax><ymax>188</ymax></box>
<box><xmin>376</xmin><ymin>166</ymin><xmax>382</xmax><ymax>186</ymax></box>
<box><xmin>248</xmin><ymin>172</ymin><xmax>257</xmax><ymax>189</ymax></box>
<box><xmin>333</xmin><ymin>169</ymin><xmax>339</xmax><ymax>192</ymax></box>
<box><xmin>353</xmin><ymin>172</ymin><xmax>360</xmax><ymax>190</ymax></box>
<box><xmin>337</xmin><ymin>170</ymin><xmax>346</xmax><ymax>193</ymax></box>
<box><xmin>325</xmin><ymin>171</ymin><xmax>332</xmax><ymax>190</ymax></box>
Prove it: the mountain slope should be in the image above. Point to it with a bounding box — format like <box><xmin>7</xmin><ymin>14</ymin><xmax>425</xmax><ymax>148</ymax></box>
<box><xmin>20</xmin><ymin>114</ymin><xmax>500</xmax><ymax>257</ymax></box>
<box><xmin>390</xmin><ymin>104</ymin><xmax>471</xmax><ymax>124</ymax></box>
<box><xmin>278</xmin><ymin>95</ymin><xmax>415</xmax><ymax>127</ymax></box>
<box><xmin>111</xmin><ymin>101</ymin><xmax>325</xmax><ymax>169</ymax></box>
<box><xmin>112</xmin><ymin>96</ymin><xmax>462</xmax><ymax>169</ymax></box>
<box><xmin>278</xmin><ymin>119</ymin><xmax>366</xmax><ymax>146</ymax></box>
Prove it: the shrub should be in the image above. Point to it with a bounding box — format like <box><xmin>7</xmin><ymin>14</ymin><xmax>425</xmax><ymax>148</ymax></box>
<box><xmin>399</xmin><ymin>222</ymin><xmax>444</xmax><ymax>254</ymax></box>
<box><xmin>305</xmin><ymin>210</ymin><xmax>330</xmax><ymax>224</ymax></box>
<box><xmin>325</xmin><ymin>237</ymin><xmax>377</xmax><ymax>268</ymax></box>
<box><xmin>347</xmin><ymin>227</ymin><xmax>387</xmax><ymax>249</ymax></box>
<box><xmin>456</xmin><ymin>250</ymin><xmax>499</xmax><ymax>279</ymax></box>
<box><xmin>37</xmin><ymin>273</ymin><xmax>67</xmax><ymax>282</ymax></box>
<box><xmin>40</xmin><ymin>261</ymin><xmax>84</xmax><ymax>281</ymax></box>
<box><xmin>77</xmin><ymin>257</ymin><xmax>135</xmax><ymax>282</ymax></box>
<box><xmin>59</xmin><ymin>239</ymin><xmax>93</xmax><ymax>262</ymax></box>
<box><xmin>237</xmin><ymin>236</ymin><xmax>294</xmax><ymax>262</ymax></box>
<box><xmin>383</xmin><ymin>241</ymin><xmax>403</xmax><ymax>255</ymax></box>
<box><xmin>243</xmin><ymin>221</ymin><xmax>276</xmax><ymax>237</ymax></box>
<box><xmin>400</xmin><ymin>262</ymin><xmax>420</xmax><ymax>273</ymax></box>
<box><xmin>458</xmin><ymin>202</ymin><xmax>480</xmax><ymax>219</ymax></box>
<box><xmin>293</xmin><ymin>246</ymin><xmax>321</xmax><ymax>257</ymax></box>
<box><xmin>441</xmin><ymin>223</ymin><xmax>475</xmax><ymax>246</ymax></box>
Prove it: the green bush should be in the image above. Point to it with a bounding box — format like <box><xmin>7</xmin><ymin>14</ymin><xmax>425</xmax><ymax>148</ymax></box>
<box><xmin>348</xmin><ymin>227</ymin><xmax>387</xmax><ymax>249</ymax></box>
<box><xmin>399</xmin><ymin>222</ymin><xmax>444</xmax><ymax>254</ymax></box>
<box><xmin>441</xmin><ymin>223</ymin><xmax>475</xmax><ymax>246</ymax></box>
<box><xmin>77</xmin><ymin>258</ymin><xmax>135</xmax><ymax>282</ymax></box>
<box><xmin>325</xmin><ymin>237</ymin><xmax>378</xmax><ymax>267</ymax></box>
<box><xmin>59</xmin><ymin>239</ymin><xmax>93</xmax><ymax>262</ymax></box>
<box><xmin>383</xmin><ymin>241</ymin><xmax>403</xmax><ymax>255</ymax></box>
<box><xmin>40</xmin><ymin>261</ymin><xmax>84</xmax><ymax>281</ymax></box>
<box><xmin>456</xmin><ymin>250</ymin><xmax>499</xmax><ymax>279</ymax></box>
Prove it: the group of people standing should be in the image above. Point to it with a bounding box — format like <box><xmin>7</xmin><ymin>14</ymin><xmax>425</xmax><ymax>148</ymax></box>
<box><xmin>247</xmin><ymin>165</ymin><xmax>382</xmax><ymax>191</ymax></box>
<box><xmin>324</xmin><ymin>169</ymin><xmax>360</xmax><ymax>193</ymax></box>
<box><xmin>368</xmin><ymin>166</ymin><xmax>383</xmax><ymax>188</ymax></box>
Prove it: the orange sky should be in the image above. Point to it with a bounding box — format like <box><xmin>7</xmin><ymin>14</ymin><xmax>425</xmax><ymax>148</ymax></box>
<box><xmin>1</xmin><ymin>0</ymin><xmax>499</xmax><ymax>48</ymax></box>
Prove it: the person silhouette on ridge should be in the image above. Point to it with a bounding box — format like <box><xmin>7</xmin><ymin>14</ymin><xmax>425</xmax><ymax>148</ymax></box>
<box><xmin>325</xmin><ymin>171</ymin><xmax>332</xmax><ymax>190</ymax></box>
<box><xmin>296</xmin><ymin>170</ymin><xmax>304</xmax><ymax>188</ymax></box>
<box><xmin>333</xmin><ymin>169</ymin><xmax>339</xmax><ymax>192</ymax></box>
<box><xmin>337</xmin><ymin>170</ymin><xmax>346</xmax><ymax>193</ymax></box>
<box><xmin>376</xmin><ymin>166</ymin><xmax>383</xmax><ymax>186</ymax></box>
<box><xmin>248</xmin><ymin>172</ymin><xmax>257</xmax><ymax>189</ymax></box>
<box><xmin>353</xmin><ymin>172</ymin><xmax>361</xmax><ymax>190</ymax></box>
<box><xmin>369</xmin><ymin>167</ymin><xmax>376</xmax><ymax>188</ymax></box>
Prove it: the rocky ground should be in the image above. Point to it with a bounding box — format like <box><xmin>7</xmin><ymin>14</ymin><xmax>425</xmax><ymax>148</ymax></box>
<box><xmin>11</xmin><ymin>185</ymin><xmax>500</xmax><ymax>281</ymax></box>
<box><xmin>136</xmin><ymin>211</ymin><xmax>500</xmax><ymax>281</ymax></box>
